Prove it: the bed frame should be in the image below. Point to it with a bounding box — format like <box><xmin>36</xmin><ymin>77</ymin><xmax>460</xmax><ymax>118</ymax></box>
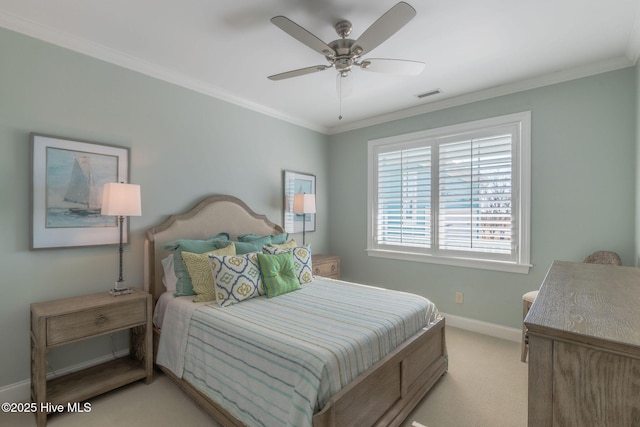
<box><xmin>145</xmin><ymin>194</ymin><xmax>447</xmax><ymax>427</ymax></box>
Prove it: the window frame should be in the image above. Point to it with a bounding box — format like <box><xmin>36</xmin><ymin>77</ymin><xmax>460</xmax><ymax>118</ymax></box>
<box><xmin>367</xmin><ymin>111</ymin><xmax>532</xmax><ymax>274</ymax></box>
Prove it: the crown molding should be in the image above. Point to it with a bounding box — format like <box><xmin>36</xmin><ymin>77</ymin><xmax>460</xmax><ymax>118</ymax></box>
<box><xmin>327</xmin><ymin>56</ymin><xmax>634</xmax><ymax>135</ymax></box>
<box><xmin>0</xmin><ymin>10</ymin><xmax>329</xmax><ymax>134</ymax></box>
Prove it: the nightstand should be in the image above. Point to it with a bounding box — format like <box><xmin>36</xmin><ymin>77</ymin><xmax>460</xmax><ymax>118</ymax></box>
<box><xmin>312</xmin><ymin>254</ymin><xmax>341</xmax><ymax>279</ymax></box>
<box><xmin>30</xmin><ymin>289</ymin><xmax>152</xmax><ymax>427</ymax></box>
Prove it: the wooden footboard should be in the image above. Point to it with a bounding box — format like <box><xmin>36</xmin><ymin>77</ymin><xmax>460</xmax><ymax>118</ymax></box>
<box><xmin>313</xmin><ymin>317</ymin><xmax>447</xmax><ymax>427</ymax></box>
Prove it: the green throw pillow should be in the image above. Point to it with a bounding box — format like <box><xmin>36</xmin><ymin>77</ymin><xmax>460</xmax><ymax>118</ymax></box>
<box><xmin>164</xmin><ymin>233</ymin><xmax>230</xmax><ymax>297</ymax></box>
<box><xmin>216</xmin><ymin>236</ymin><xmax>272</xmax><ymax>254</ymax></box>
<box><xmin>238</xmin><ymin>232</ymin><xmax>289</xmax><ymax>244</ymax></box>
<box><xmin>256</xmin><ymin>252</ymin><xmax>300</xmax><ymax>298</ymax></box>
<box><xmin>263</xmin><ymin>245</ymin><xmax>312</xmax><ymax>285</ymax></box>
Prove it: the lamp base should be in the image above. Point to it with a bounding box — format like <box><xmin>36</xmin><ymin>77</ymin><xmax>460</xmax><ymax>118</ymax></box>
<box><xmin>110</xmin><ymin>281</ymin><xmax>132</xmax><ymax>296</ymax></box>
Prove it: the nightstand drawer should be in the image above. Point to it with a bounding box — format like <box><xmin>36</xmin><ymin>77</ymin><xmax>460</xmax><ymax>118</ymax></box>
<box><xmin>312</xmin><ymin>255</ymin><xmax>341</xmax><ymax>279</ymax></box>
<box><xmin>47</xmin><ymin>300</ymin><xmax>146</xmax><ymax>346</ymax></box>
<box><xmin>314</xmin><ymin>262</ymin><xmax>339</xmax><ymax>278</ymax></box>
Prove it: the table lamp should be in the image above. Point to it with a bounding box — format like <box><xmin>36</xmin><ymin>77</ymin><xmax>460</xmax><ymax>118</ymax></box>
<box><xmin>293</xmin><ymin>193</ymin><xmax>316</xmax><ymax>245</ymax></box>
<box><xmin>101</xmin><ymin>182</ymin><xmax>142</xmax><ymax>296</ymax></box>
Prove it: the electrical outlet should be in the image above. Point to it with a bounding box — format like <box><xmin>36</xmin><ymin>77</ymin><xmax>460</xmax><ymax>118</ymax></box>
<box><xmin>455</xmin><ymin>291</ymin><xmax>464</xmax><ymax>304</ymax></box>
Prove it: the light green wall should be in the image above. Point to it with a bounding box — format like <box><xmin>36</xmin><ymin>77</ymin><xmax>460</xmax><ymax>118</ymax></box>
<box><xmin>0</xmin><ymin>28</ymin><xmax>329</xmax><ymax>387</ymax></box>
<box><xmin>328</xmin><ymin>68</ymin><xmax>636</xmax><ymax>329</ymax></box>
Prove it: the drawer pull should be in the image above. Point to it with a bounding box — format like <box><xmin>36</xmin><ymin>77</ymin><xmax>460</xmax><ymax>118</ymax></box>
<box><xmin>331</xmin><ymin>265</ymin><xmax>336</xmax><ymax>272</ymax></box>
<box><xmin>95</xmin><ymin>314</ymin><xmax>107</xmax><ymax>326</ymax></box>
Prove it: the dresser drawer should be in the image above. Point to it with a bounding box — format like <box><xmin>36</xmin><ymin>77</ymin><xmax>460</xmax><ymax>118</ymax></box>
<box><xmin>47</xmin><ymin>300</ymin><xmax>146</xmax><ymax>346</ymax></box>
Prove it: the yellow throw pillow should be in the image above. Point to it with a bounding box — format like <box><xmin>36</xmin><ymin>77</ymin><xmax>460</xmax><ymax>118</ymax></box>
<box><xmin>268</xmin><ymin>239</ymin><xmax>297</xmax><ymax>249</ymax></box>
<box><xmin>181</xmin><ymin>243</ymin><xmax>236</xmax><ymax>302</ymax></box>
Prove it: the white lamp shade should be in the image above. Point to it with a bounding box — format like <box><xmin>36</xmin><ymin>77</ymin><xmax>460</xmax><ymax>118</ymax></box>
<box><xmin>101</xmin><ymin>183</ymin><xmax>142</xmax><ymax>216</ymax></box>
<box><xmin>292</xmin><ymin>193</ymin><xmax>316</xmax><ymax>214</ymax></box>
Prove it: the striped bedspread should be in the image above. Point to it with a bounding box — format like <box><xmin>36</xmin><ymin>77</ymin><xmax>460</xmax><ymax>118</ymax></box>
<box><xmin>157</xmin><ymin>277</ymin><xmax>440</xmax><ymax>427</ymax></box>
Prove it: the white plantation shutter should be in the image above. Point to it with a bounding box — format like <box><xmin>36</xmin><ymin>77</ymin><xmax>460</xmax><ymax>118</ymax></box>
<box><xmin>439</xmin><ymin>134</ymin><xmax>512</xmax><ymax>254</ymax></box>
<box><xmin>368</xmin><ymin>112</ymin><xmax>531</xmax><ymax>273</ymax></box>
<box><xmin>377</xmin><ymin>146</ymin><xmax>431</xmax><ymax>248</ymax></box>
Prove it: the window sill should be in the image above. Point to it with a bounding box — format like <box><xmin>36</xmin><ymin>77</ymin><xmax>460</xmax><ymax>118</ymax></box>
<box><xmin>366</xmin><ymin>248</ymin><xmax>532</xmax><ymax>274</ymax></box>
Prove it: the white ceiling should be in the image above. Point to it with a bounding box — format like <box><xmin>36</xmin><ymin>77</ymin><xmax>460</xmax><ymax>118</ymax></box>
<box><xmin>0</xmin><ymin>0</ymin><xmax>639</xmax><ymax>134</ymax></box>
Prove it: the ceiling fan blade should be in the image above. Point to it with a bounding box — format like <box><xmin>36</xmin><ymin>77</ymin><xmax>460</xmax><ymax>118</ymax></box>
<box><xmin>271</xmin><ymin>16</ymin><xmax>336</xmax><ymax>57</ymax></box>
<box><xmin>268</xmin><ymin>65</ymin><xmax>330</xmax><ymax>81</ymax></box>
<box><xmin>353</xmin><ymin>2</ymin><xmax>416</xmax><ymax>56</ymax></box>
<box><xmin>360</xmin><ymin>58</ymin><xmax>425</xmax><ymax>75</ymax></box>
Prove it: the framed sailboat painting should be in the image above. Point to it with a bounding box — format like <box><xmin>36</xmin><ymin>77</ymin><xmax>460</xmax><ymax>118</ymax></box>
<box><xmin>30</xmin><ymin>134</ymin><xmax>130</xmax><ymax>249</ymax></box>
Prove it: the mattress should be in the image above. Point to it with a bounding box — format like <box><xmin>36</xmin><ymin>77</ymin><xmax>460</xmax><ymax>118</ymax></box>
<box><xmin>152</xmin><ymin>290</ymin><xmax>176</xmax><ymax>328</ymax></box>
<box><xmin>156</xmin><ymin>277</ymin><xmax>440</xmax><ymax>427</ymax></box>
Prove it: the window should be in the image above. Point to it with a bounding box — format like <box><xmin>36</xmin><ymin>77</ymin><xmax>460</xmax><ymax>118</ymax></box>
<box><xmin>367</xmin><ymin>112</ymin><xmax>531</xmax><ymax>273</ymax></box>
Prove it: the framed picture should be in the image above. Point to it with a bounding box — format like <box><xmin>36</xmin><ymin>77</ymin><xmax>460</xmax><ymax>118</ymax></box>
<box><xmin>30</xmin><ymin>133</ymin><xmax>130</xmax><ymax>249</ymax></box>
<box><xmin>283</xmin><ymin>170</ymin><xmax>316</xmax><ymax>234</ymax></box>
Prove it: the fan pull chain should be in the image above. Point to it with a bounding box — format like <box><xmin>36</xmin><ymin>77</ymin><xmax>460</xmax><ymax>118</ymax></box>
<box><xmin>338</xmin><ymin>74</ymin><xmax>343</xmax><ymax>120</ymax></box>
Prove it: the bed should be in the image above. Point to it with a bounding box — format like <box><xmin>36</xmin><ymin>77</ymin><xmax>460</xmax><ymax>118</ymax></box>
<box><xmin>144</xmin><ymin>194</ymin><xmax>447</xmax><ymax>427</ymax></box>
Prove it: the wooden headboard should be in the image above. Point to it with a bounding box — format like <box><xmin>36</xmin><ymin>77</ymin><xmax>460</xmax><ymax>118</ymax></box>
<box><xmin>144</xmin><ymin>194</ymin><xmax>284</xmax><ymax>302</ymax></box>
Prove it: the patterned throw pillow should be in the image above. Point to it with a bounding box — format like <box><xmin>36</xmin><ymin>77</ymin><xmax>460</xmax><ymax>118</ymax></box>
<box><xmin>208</xmin><ymin>253</ymin><xmax>264</xmax><ymax>307</ymax></box>
<box><xmin>181</xmin><ymin>243</ymin><xmax>236</xmax><ymax>303</ymax></box>
<box><xmin>256</xmin><ymin>252</ymin><xmax>300</xmax><ymax>298</ymax></box>
<box><xmin>262</xmin><ymin>245</ymin><xmax>313</xmax><ymax>285</ymax></box>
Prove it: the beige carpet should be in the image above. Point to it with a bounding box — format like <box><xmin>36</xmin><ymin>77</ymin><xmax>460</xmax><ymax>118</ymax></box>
<box><xmin>2</xmin><ymin>326</ymin><xmax>528</xmax><ymax>427</ymax></box>
<box><xmin>401</xmin><ymin>327</ymin><xmax>528</xmax><ymax>427</ymax></box>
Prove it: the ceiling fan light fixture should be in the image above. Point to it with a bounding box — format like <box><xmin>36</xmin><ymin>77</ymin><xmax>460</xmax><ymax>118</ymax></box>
<box><xmin>337</xmin><ymin>72</ymin><xmax>353</xmax><ymax>94</ymax></box>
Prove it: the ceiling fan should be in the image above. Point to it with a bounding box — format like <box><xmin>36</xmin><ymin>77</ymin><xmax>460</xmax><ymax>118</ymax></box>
<box><xmin>267</xmin><ymin>2</ymin><xmax>425</xmax><ymax>84</ymax></box>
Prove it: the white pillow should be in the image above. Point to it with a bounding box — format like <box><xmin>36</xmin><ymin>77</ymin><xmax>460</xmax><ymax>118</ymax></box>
<box><xmin>161</xmin><ymin>254</ymin><xmax>178</xmax><ymax>291</ymax></box>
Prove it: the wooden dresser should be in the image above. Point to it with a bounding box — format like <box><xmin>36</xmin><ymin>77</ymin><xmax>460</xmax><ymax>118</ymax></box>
<box><xmin>524</xmin><ymin>261</ymin><xmax>640</xmax><ymax>427</ymax></box>
<box><xmin>312</xmin><ymin>254</ymin><xmax>340</xmax><ymax>279</ymax></box>
<box><xmin>31</xmin><ymin>289</ymin><xmax>153</xmax><ymax>427</ymax></box>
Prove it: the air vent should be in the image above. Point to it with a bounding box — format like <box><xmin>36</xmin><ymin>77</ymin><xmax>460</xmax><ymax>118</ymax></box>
<box><xmin>416</xmin><ymin>89</ymin><xmax>441</xmax><ymax>99</ymax></box>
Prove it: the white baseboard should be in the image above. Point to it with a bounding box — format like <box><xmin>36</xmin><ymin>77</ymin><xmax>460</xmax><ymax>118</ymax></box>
<box><xmin>0</xmin><ymin>349</ymin><xmax>129</xmax><ymax>403</ymax></box>
<box><xmin>441</xmin><ymin>312</ymin><xmax>521</xmax><ymax>343</ymax></box>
